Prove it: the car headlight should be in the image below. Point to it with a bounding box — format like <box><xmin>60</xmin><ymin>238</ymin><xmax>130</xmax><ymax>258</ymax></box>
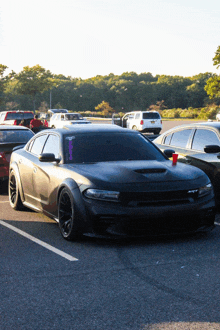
<box><xmin>84</xmin><ymin>189</ymin><xmax>120</xmax><ymax>202</ymax></box>
<box><xmin>198</xmin><ymin>183</ymin><xmax>213</xmax><ymax>198</ymax></box>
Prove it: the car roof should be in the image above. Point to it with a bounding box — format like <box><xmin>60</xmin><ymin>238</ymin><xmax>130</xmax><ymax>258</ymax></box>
<box><xmin>0</xmin><ymin>125</ymin><xmax>32</xmax><ymax>131</ymax></box>
<box><xmin>38</xmin><ymin>124</ymin><xmax>136</xmax><ymax>135</ymax></box>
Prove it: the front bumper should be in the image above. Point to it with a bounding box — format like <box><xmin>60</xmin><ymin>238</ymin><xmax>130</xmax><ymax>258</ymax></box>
<box><xmin>82</xmin><ymin>196</ymin><xmax>216</xmax><ymax>237</ymax></box>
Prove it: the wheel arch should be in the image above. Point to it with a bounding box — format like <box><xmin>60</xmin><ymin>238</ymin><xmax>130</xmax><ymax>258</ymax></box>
<box><xmin>9</xmin><ymin>162</ymin><xmax>25</xmax><ymax>202</ymax></box>
<box><xmin>57</xmin><ymin>179</ymin><xmax>90</xmax><ymax>233</ymax></box>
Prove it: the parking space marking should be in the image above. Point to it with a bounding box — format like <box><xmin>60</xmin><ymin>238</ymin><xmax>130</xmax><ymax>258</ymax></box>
<box><xmin>0</xmin><ymin>220</ymin><xmax>78</xmax><ymax>261</ymax></box>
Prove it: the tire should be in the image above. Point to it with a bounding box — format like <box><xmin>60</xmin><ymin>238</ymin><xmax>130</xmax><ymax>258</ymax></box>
<box><xmin>132</xmin><ymin>125</ymin><xmax>138</xmax><ymax>131</ymax></box>
<box><xmin>51</xmin><ymin>125</ymin><xmax>55</xmax><ymax>128</ymax></box>
<box><xmin>9</xmin><ymin>170</ymin><xmax>24</xmax><ymax>210</ymax></box>
<box><xmin>58</xmin><ymin>188</ymin><xmax>80</xmax><ymax>240</ymax></box>
<box><xmin>154</xmin><ymin>129</ymin><xmax>161</xmax><ymax>135</ymax></box>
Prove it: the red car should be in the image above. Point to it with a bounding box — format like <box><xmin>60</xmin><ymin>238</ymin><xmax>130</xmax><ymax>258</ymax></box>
<box><xmin>0</xmin><ymin>125</ymin><xmax>34</xmax><ymax>183</ymax></box>
<box><xmin>0</xmin><ymin>110</ymin><xmax>34</xmax><ymax>127</ymax></box>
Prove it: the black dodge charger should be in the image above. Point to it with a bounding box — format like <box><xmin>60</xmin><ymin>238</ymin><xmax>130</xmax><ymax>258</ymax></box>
<box><xmin>9</xmin><ymin>124</ymin><xmax>216</xmax><ymax>240</ymax></box>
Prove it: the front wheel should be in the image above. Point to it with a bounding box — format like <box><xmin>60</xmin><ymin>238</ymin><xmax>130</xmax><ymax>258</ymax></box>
<box><xmin>58</xmin><ymin>188</ymin><xmax>81</xmax><ymax>240</ymax></box>
<box><xmin>9</xmin><ymin>170</ymin><xmax>24</xmax><ymax>210</ymax></box>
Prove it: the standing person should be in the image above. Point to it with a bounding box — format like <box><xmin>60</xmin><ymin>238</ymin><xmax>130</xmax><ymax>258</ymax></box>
<box><xmin>19</xmin><ymin>119</ymin><xmax>25</xmax><ymax>126</ymax></box>
<box><xmin>42</xmin><ymin>119</ymin><xmax>48</xmax><ymax>127</ymax></box>
<box><xmin>30</xmin><ymin>114</ymin><xmax>43</xmax><ymax>132</ymax></box>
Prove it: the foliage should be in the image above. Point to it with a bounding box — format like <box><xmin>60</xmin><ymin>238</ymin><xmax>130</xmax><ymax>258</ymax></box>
<box><xmin>204</xmin><ymin>46</ymin><xmax>220</xmax><ymax>99</ymax></box>
<box><xmin>213</xmin><ymin>46</ymin><xmax>220</xmax><ymax>69</ymax></box>
<box><xmin>38</xmin><ymin>101</ymin><xmax>49</xmax><ymax>113</ymax></box>
<box><xmin>5</xmin><ymin>101</ymin><xmax>20</xmax><ymax>110</ymax></box>
<box><xmin>95</xmin><ymin>101</ymin><xmax>114</xmax><ymax>117</ymax></box>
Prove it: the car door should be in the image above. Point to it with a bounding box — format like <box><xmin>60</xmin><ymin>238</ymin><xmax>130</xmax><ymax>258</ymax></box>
<box><xmin>31</xmin><ymin>133</ymin><xmax>60</xmax><ymax>210</ymax></box>
<box><xmin>187</xmin><ymin>128</ymin><xmax>220</xmax><ymax>197</ymax></box>
<box><xmin>18</xmin><ymin>134</ymin><xmax>48</xmax><ymax>205</ymax></box>
<box><xmin>126</xmin><ymin>113</ymin><xmax>135</xmax><ymax>129</ymax></box>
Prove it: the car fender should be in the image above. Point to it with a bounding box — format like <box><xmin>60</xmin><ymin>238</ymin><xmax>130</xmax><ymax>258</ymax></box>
<box><xmin>9</xmin><ymin>161</ymin><xmax>25</xmax><ymax>202</ymax></box>
<box><xmin>57</xmin><ymin>178</ymin><xmax>90</xmax><ymax>232</ymax></box>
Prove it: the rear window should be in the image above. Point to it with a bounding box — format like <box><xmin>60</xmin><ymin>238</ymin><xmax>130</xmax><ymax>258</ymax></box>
<box><xmin>0</xmin><ymin>129</ymin><xmax>34</xmax><ymax>143</ymax></box>
<box><xmin>142</xmin><ymin>113</ymin><xmax>160</xmax><ymax>119</ymax></box>
<box><xmin>5</xmin><ymin>112</ymin><xmax>34</xmax><ymax>120</ymax></box>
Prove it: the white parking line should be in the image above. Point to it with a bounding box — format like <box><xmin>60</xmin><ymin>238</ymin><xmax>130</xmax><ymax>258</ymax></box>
<box><xmin>0</xmin><ymin>220</ymin><xmax>78</xmax><ymax>261</ymax></box>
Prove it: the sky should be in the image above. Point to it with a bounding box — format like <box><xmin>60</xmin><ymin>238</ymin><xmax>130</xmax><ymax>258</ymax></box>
<box><xmin>0</xmin><ymin>0</ymin><xmax>220</xmax><ymax>79</ymax></box>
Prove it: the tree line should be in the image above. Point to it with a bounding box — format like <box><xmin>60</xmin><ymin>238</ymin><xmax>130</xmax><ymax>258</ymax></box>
<box><xmin>0</xmin><ymin>46</ymin><xmax>219</xmax><ymax>115</ymax></box>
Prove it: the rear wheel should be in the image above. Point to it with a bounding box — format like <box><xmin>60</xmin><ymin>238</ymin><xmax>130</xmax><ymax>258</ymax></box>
<box><xmin>58</xmin><ymin>188</ymin><xmax>80</xmax><ymax>240</ymax></box>
<box><xmin>9</xmin><ymin>170</ymin><xmax>24</xmax><ymax>210</ymax></box>
<box><xmin>132</xmin><ymin>125</ymin><xmax>138</xmax><ymax>131</ymax></box>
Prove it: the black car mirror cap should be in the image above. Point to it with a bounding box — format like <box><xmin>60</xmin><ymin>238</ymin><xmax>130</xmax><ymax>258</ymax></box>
<box><xmin>204</xmin><ymin>145</ymin><xmax>220</xmax><ymax>154</ymax></box>
<box><xmin>38</xmin><ymin>153</ymin><xmax>61</xmax><ymax>163</ymax></box>
<box><xmin>163</xmin><ymin>149</ymin><xmax>175</xmax><ymax>158</ymax></box>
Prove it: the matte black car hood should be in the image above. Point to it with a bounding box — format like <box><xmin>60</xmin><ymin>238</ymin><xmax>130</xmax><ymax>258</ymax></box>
<box><xmin>65</xmin><ymin>160</ymin><xmax>206</xmax><ymax>185</ymax></box>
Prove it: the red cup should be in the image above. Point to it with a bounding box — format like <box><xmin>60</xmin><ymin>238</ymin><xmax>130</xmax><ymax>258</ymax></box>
<box><xmin>172</xmin><ymin>153</ymin><xmax>178</xmax><ymax>165</ymax></box>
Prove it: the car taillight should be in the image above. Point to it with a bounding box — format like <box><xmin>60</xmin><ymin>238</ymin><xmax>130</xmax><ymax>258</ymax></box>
<box><xmin>161</xmin><ymin>120</ymin><xmax>162</xmax><ymax>124</ymax></box>
<box><xmin>13</xmin><ymin>120</ymin><xmax>17</xmax><ymax>125</ymax></box>
<box><xmin>0</xmin><ymin>152</ymin><xmax>7</xmax><ymax>165</ymax></box>
<box><xmin>140</xmin><ymin>120</ymin><xmax>144</xmax><ymax>125</ymax></box>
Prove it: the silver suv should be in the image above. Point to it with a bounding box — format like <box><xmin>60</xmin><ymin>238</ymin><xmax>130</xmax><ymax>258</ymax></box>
<box><xmin>113</xmin><ymin>111</ymin><xmax>162</xmax><ymax>134</ymax></box>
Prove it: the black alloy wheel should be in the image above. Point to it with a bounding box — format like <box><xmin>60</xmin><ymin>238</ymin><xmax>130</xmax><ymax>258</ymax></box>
<box><xmin>58</xmin><ymin>188</ymin><xmax>80</xmax><ymax>240</ymax></box>
<box><xmin>9</xmin><ymin>170</ymin><xmax>23</xmax><ymax>210</ymax></box>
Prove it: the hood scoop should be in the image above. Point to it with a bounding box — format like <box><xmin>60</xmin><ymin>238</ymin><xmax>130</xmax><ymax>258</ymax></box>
<box><xmin>134</xmin><ymin>168</ymin><xmax>166</xmax><ymax>174</ymax></box>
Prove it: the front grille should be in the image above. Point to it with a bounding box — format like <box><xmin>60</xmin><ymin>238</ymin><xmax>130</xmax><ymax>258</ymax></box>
<box><xmin>119</xmin><ymin>190</ymin><xmax>198</xmax><ymax>206</ymax></box>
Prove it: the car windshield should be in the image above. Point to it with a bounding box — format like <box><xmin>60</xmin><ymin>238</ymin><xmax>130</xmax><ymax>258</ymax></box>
<box><xmin>64</xmin><ymin>133</ymin><xmax>165</xmax><ymax>163</ymax></box>
<box><xmin>0</xmin><ymin>130</ymin><xmax>34</xmax><ymax>143</ymax></box>
<box><xmin>65</xmin><ymin>114</ymin><xmax>84</xmax><ymax>120</ymax></box>
<box><xmin>142</xmin><ymin>113</ymin><xmax>160</xmax><ymax>119</ymax></box>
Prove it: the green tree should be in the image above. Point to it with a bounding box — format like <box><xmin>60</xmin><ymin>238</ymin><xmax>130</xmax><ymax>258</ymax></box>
<box><xmin>205</xmin><ymin>46</ymin><xmax>220</xmax><ymax>99</ymax></box>
<box><xmin>0</xmin><ymin>64</ymin><xmax>8</xmax><ymax>105</ymax></box>
<box><xmin>95</xmin><ymin>101</ymin><xmax>114</xmax><ymax>117</ymax></box>
<box><xmin>15</xmin><ymin>65</ymin><xmax>55</xmax><ymax>112</ymax></box>
<box><xmin>213</xmin><ymin>45</ymin><xmax>220</xmax><ymax>69</ymax></box>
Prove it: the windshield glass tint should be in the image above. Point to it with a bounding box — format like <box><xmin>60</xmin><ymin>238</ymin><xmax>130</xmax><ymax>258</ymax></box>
<box><xmin>0</xmin><ymin>130</ymin><xmax>34</xmax><ymax>143</ymax></box>
<box><xmin>142</xmin><ymin>113</ymin><xmax>160</xmax><ymax>119</ymax></box>
<box><xmin>64</xmin><ymin>133</ymin><xmax>165</xmax><ymax>163</ymax></box>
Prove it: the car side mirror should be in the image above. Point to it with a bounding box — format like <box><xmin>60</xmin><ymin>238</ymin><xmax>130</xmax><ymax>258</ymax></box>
<box><xmin>204</xmin><ymin>145</ymin><xmax>220</xmax><ymax>153</ymax></box>
<box><xmin>39</xmin><ymin>153</ymin><xmax>60</xmax><ymax>163</ymax></box>
<box><xmin>163</xmin><ymin>149</ymin><xmax>175</xmax><ymax>158</ymax></box>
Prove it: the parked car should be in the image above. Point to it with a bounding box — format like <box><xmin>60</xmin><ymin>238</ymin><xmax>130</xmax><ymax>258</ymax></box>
<box><xmin>9</xmin><ymin>124</ymin><xmax>215</xmax><ymax>240</ymax></box>
<box><xmin>153</xmin><ymin>121</ymin><xmax>220</xmax><ymax>206</ymax></box>
<box><xmin>216</xmin><ymin>112</ymin><xmax>220</xmax><ymax>121</ymax></box>
<box><xmin>0</xmin><ymin>125</ymin><xmax>34</xmax><ymax>183</ymax></box>
<box><xmin>0</xmin><ymin>110</ymin><xmax>34</xmax><ymax>127</ymax></box>
<box><xmin>112</xmin><ymin>111</ymin><xmax>162</xmax><ymax>134</ymax></box>
<box><xmin>49</xmin><ymin>112</ymin><xmax>91</xmax><ymax>128</ymax></box>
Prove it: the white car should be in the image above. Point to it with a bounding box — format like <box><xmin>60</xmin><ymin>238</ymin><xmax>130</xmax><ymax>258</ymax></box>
<box><xmin>49</xmin><ymin>113</ymin><xmax>91</xmax><ymax>128</ymax></box>
<box><xmin>216</xmin><ymin>112</ymin><xmax>220</xmax><ymax>121</ymax></box>
<box><xmin>113</xmin><ymin>111</ymin><xmax>162</xmax><ymax>134</ymax></box>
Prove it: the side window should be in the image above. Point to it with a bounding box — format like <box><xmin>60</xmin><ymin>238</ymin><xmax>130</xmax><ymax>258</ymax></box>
<box><xmin>57</xmin><ymin>115</ymin><xmax>61</xmax><ymax>120</ymax></box>
<box><xmin>42</xmin><ymin>134</ymin><xmax>60</xmax><ymax>158</ymax></box>
<box><xmin>30</xmin><ymin>134</ymin><xmax>48</xmax><ymax>156</ymax></box>
<box><xmin>192</xmin><ymin>129</ymin><xmax>220</xmax><ymax>151</ymax></box>
<box><xmin>135</xmin><ymin>113</ymin><xmax>140</xmax><ymax>120</ymax></box>
<box><xmin>170</xmin><ymin>129</ymin><xmax>192</xmax><ymax>148</ymax></box>
<box><xmin>163</xmin><ymin>133</ymin><xmax>173</xmax><ymax>145</ymax></box>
